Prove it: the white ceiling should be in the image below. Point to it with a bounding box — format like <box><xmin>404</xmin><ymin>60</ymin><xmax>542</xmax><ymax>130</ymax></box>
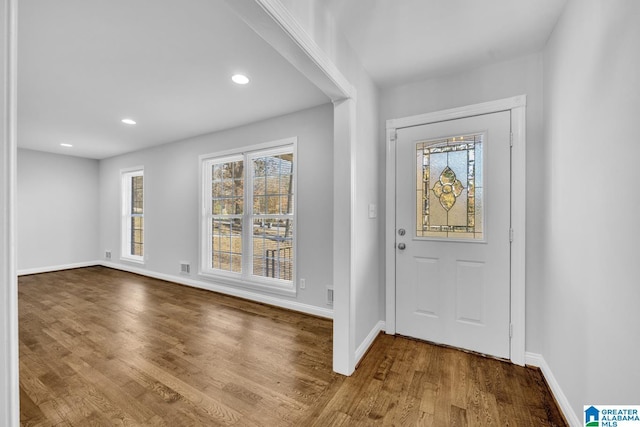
<box><xmin>325</xmin><ymin>0</ymin><xmax>567</xmax><ymax>87</ymax></box>
<box><xmin>18</xmin><ymin>0</ymin><xmax>568</xmax><ymax>160</ymax></box>
<box><xmin>17</xmin><ymin>0</ymin><xmax>330</xmax><ymax>159</ymax></box>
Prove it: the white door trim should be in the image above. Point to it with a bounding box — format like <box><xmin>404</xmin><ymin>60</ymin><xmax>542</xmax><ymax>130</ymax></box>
<box><xmin>385</xmin><ymin>96</ymin><xmax>527</xmax><ymax>365</ymax></box>
<box><xmin>1</xmin><ymin>0</ymin><xmax>20</xmax><ymax>424</ymax></box>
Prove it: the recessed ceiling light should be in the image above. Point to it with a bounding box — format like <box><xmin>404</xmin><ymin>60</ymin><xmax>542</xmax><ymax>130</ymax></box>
<box><xmin>121</xmin><ymin>118</ymin><xmax>137</xmax><ymax>125</ymax></box>
<box><xmin>60</xmin><ymin>143</ymin><xmax>73</xmax><ymax>148</ymax></box>
<box><xmin>231</xmin><ymin>74</ymin><xmax>250</xmax><ymax>85</ymax></box>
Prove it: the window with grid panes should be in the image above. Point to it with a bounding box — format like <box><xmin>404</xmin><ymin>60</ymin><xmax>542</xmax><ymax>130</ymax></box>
<box><xmin>121</xmin><ymin>168</ymin><xmax>144</xmax><ymax>262</ymax></box>
<box><xmin>200</xmin><ymin>139</ymin><xmax>296</xmax><ymax>292</ymax></box>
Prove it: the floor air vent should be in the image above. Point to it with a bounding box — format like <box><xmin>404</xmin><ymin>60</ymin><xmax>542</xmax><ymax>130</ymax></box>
<box><xmin>180</xmin><ymin>262</ymin><xmax>190</xmax><ymax>274</ymax></box>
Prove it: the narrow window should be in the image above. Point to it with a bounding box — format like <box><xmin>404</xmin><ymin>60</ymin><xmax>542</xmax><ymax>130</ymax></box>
<box><xmin>201</xmin><ymin>139</ymin><xmax>296</xmax><ymax>292</ymax></box>
<box><xmin>122</xmin><ymin>168</ymin><xmax>144</xmax><ymax>262</ymax></box>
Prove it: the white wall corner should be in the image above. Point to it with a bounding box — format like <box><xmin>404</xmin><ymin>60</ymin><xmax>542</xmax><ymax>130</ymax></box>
<box><xmin>331</xmin><ymin>98</ymin><xmax>356</xmax><ymax>376</ymax></box>
<box><xmin>525</xmin><ymin>352</ymin><xmax>581</xmax><ymax>427</ymax></box>
<box><xmin>355</xmin><ymin>321</ymin><xmax>385</xmax><ymax>366</ymax></box>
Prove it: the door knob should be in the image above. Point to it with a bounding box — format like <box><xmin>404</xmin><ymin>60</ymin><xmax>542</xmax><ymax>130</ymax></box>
<box><xmin>397</xmin><ymin>243</ymin><xmax>406</xmax><ymax>250</ymax></box>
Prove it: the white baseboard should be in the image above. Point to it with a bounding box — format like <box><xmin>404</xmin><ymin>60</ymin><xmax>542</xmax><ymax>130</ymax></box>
<box><xmin>525</xmin><ymin>352</ymin><xmax>580</xmax><ymax>427</ymax></box>
<box><xmin>99</xmin><ymin>261</ymin><xmax>334</xmax><ymax>319</ymax></box>
<box><xmin>355</xmin><ymin>320</ymin><xmax>385</xmax><ymax>366</ymax></box>
<box><xmin>17</xmin><ymin>261</ymin><xmax>100</xmax><ymax>277</ymax></box>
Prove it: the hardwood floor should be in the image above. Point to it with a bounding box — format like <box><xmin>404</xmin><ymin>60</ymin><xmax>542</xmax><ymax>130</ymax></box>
<box><xmin>19</xmin><ymin>267</ymin><xmax>566</xmax><ymax>426</ymax></box>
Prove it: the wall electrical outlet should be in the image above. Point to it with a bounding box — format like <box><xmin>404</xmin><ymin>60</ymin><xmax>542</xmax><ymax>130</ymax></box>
<box><xmin>299</xmin><ymin>278</ymin><xmax>306</xmax><ymax>289</ymax></box>
<box><xmin>105</xmin><ymin>250</ymin><xmax>111</xmax><ymax>259</ymax></box>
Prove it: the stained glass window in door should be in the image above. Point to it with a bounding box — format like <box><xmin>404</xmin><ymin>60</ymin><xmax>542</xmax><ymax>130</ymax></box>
<box><xmin>416</xmin><ymin>134</ymin><xmax>484</xmax><ymax>240</ymax></box>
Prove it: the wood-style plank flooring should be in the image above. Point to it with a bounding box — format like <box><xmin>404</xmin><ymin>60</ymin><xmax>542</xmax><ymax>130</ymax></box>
<box><xmin>19</xmin><ymin>267</ymin><xmax>566</xmax><ymax>426</ymax></box>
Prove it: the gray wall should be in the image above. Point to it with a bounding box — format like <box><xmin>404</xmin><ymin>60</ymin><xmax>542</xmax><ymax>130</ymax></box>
<box><xmin>17</xmin><ymin>149</ymin><xmax>99</xmax><ymax>272</ymax></box>
<box><xmin>543</xmin><ymin>0</ymin><xmax>640</xmax><ymax>415</ymax></box>
<box><xmin>353</xmin><ymin>72</ymin><xmax>382</xmax><ymax>348</ymax></box>
<box><xmin>99</xmin><ymin>104</ymin><xmax>334</xmax><ymax>311</ymax></box>
<box><xmin>379</xmin><ymin>53</ymin><xmax>546</xmax><ymax>354</ymax></box>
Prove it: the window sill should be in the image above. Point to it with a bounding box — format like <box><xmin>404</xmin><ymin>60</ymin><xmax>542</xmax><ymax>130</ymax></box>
<box><xmin>198</xmin><ymin>270</ymin><xmax>296</xmax><ymax>297</ymax></box>
<box><xmin>120</xmin><ymin>256</ymin><xmax>145</xmax><ymax>265</ymax></box>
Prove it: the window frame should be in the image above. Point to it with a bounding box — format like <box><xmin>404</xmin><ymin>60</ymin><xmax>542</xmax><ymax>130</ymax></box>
<box><xmin>203</xmin><ymin>153</ymin><xmax>245</xmax><ymax>277</ymax></box>
<box><xmin>199</xmin><ymin>138</ymin><xmax>297</xmax><ymax>295</ymax></box>
<box><xmin>121</xmin><ymin>167</ymin><xmax>145</xmax><ymax>264</ymax></box>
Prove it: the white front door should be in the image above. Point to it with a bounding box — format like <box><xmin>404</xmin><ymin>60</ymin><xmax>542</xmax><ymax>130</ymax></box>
<box><xmin>395</xmin><ymin>111</ymin><xmax>512</xmax><ymax>359</ymax></box>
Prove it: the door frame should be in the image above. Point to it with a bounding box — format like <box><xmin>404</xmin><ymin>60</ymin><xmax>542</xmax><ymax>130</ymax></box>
<box><xmin>1</xmin><ymin>0</ymin><xmax>19</xmax><ymax>424</ymax></box>
<box><xmin>385</xmin><ymin>96</ymin><xmax>527</xmax><ymax>365</ymax></box>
